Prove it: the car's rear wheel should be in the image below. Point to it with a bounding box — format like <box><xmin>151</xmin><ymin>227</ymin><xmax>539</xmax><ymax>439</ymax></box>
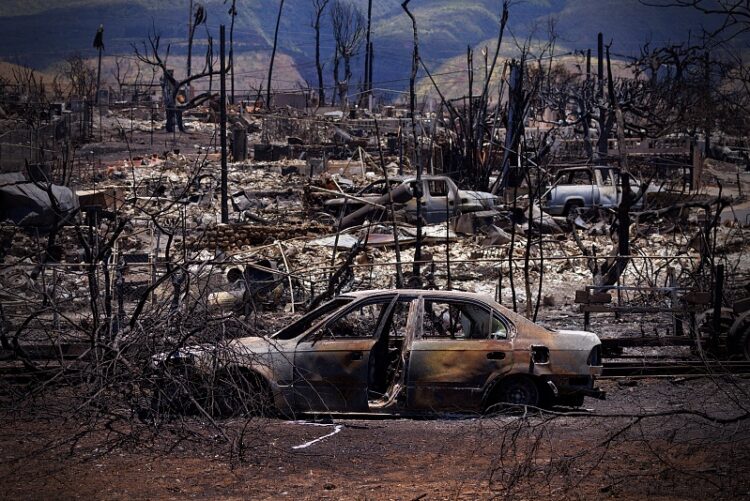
<box><xmin>486</xmin><ymin>376</ymin><xmax>542</xmax><ymax>412</ymax></box>
<box><xmin>563</xmin><ymin>200</ymin><xmax>583</xmax><ymax>218</ymax></box>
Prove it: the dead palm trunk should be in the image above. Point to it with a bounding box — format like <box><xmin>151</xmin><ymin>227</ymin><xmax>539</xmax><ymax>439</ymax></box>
<box><xmin>93</xmin><ymin>25</ymin><xmax>104</xmax><ymax>105</ymax></box>
<box><xmin>266</xmin><ymin>0</ymin><xmax>285</xmax><ymax>107</ymax></box>
<box><xmin>313</xmin><ymin>2</ymin><xmax>328</xmax><ymax>106</ymax></box>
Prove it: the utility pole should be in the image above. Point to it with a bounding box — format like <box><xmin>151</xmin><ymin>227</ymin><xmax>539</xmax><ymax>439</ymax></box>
<box><xmin>597</xmin><ymin>32</ymin><xmax>607</xmax><ymax>158</ymax></box>
<box><xmin>368</xmin><ymin>42</ymin><xmax>374</xmax><ymax>110</ymax></box>
<box><xmin>704</xmin><ymin>51</ymin><xmax>712</xmax><ymax>156</ymax></box>
<box><xmin>228</xmin><ymin>0</ymin><xmax>237</xmax><ymax>104</ymax></box>
<box><xmin>363</xmin><ymin>0</ymin><xmax>372</xmax><ymax>107</ymax></box>
<box><xmin>187</xmin><ymin>0</ymin><xmax>194</xmax><ymax>80</ymax></box>
<box><xmin>220</xmin><ymin>25</ymin><xmax>228</xmax><ymax>224</ymax></box>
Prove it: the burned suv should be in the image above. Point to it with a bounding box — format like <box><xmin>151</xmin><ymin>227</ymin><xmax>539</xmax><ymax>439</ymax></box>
<box><xmin>156</xmin><ymin>290</ymin><xmax>604</xmax><ymax>416</ymax></box>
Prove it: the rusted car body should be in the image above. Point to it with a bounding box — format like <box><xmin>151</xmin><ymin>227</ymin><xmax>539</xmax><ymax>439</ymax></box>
<box><xmin>161</xmin><ymin>290</ymin><xmax>603</xmax><ymax>415</ymax></box>
<box><xmin>324</xmin><ymin>176</ymin><xmax>500</xmax><ymax>225</ymax></box>
<box><xmin>544</xmin><ymin>166</ymin><xmax>645</xmax><ymax>216</ymax></box>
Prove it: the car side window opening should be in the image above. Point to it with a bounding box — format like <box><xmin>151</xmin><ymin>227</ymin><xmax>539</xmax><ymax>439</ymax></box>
<box><xmin>317</xmin><ymin>300</ymin><xmax>390</xmax><ymax>340</ymax></box>
<box><xmin>361</xmin><ymin>181</ymin><xmax>389</xmax><ymax>195</ymax></box>
<box><xmin>570</xmin><ymin>170</ymin><xmax>592</xmax><ymax>185</ymax></box>
<box><xmin>423</xmin><ymin>300</ymin><xmax>507</xmax><ymax>340</ymax></box>
<box><xmin>597</xmin><ymin>169</ymin><xmax>613</xmax><ymax>186</ymax></box>
<box><xmin>427</xmin><ymin>180</ymin><xmax>449</xmax><ymax>197</ymax></box>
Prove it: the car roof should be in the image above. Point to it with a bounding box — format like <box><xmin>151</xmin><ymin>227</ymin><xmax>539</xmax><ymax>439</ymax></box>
<box><xmin>380</xmin><ymin>175</ymin><xmax>452</xmax><ymax>182</ymax></box>
<box><xmin>341</xmin><ymin>289</ymin><xmax>545</xmax><ymax>332</ymax></box>
<box><xmin>345</xmin><ymin>288</ymin><xmax>489</xmax><ymax>300</ymax></box>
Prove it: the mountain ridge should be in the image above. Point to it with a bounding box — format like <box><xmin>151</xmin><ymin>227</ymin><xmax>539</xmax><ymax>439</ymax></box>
<box><xmin>0</xmin><ymin>1</ymin><xmax>728</xmax><ymax>95</ymax></box>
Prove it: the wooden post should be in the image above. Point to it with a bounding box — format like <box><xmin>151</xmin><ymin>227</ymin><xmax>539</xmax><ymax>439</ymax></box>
<box><xmin>231</xmin><ymin>123</ymin><xmax>248</xmax><ymax>161</ymax></box>
<box><xmin>668</xmin><ymin>266</ymin><xmax>678</xmax><ymax>336</ymax></box>
<box><xmin>692</xmin><ymin>145</ymin><xmax>703</xmax><ymax>190</ymax></box>
<box><xmin>584</xmin><ymin>309</ymin><xmax>591</xmax><ymax>331</ymax></box>
<box><xmin>712</xmin><ymin>264</ymin><xmax>724</xmax><ymax>346</ymax></box>
<box><xmin>618</xmin><ymin>172</ymin><xmax>631</xmax><ymax>257</ymax></box>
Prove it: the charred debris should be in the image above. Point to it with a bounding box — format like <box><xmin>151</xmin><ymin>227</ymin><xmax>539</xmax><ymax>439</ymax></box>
<box><xmin>1</xmin><ymin>1</ymin><xmax>750</xmax><ymax>407</ymax></box>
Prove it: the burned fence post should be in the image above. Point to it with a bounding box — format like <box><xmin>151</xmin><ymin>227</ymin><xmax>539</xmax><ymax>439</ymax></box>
<box><xmin>231</xmin><ymin>122</ymin><xmax>248</xmax><ymax>161</ymax></box>
<box><xmin>712</xmin><ymin>264</ymin><xmax>725</xmax><ymax>348</ymax></box>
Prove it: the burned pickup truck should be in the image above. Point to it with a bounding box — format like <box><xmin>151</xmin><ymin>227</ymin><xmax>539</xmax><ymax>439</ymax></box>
<box><xmin>544</xmin><ymin>166</ymin><xmax>645</xmax><ymax>216</ymax></box>
<box><xmin>154</xmin><ymin>289</ymin><xmax>604</xmax><ymax>416</ymax></box>
<box><xmin>324</xmin><ymin>175</ymin><xmax>500</xmax><ymax>227</ymax></box>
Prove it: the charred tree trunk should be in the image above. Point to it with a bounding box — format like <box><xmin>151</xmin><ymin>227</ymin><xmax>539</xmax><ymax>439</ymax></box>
<box><xmin>493</xmin><ymin>60</ymin><xmax>524</xmax><ymax>194</ymax></box>
<box><xmin>599</xmin><ymin>172</ymin><xmax>632</xmax><ymax>286</ymax></box>
<box><xmin>332</xmin><ymin>49</ymin><xmax>340</xmax><ymax>106</ymax></box>
<box><xmin>402</xmin><ymin>0</ymin><xmax>423</xmax><ymax>285</ymax></box>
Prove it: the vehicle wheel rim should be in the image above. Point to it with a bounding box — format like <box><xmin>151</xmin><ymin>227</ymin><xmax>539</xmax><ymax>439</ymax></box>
<box><xmin>504</xmin><ymin>381</ymin><xmax>538</xmax><ymax>406</ymax></box>
<box><xmin>509</xmin><ymin>388</ymin><xmax>528</xmax><ymax>404</ymax></box>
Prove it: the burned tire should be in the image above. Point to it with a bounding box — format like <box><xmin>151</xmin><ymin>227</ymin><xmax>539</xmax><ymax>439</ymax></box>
<box><xmin>562</xmin><ymin>201</ymin><xmax>583</xmax><ymax>218</ymax></box>
<box><xmin>696</xmin><ymin>307</ymin><xmax>736</xmax><ymax>338</ymax></box>
<box><xmin>741</xmin><ymin>330</ymin><xmax>750</xmax><ymax>361</ymax></box>
<box><xmin>695</xmin><ymin>307</ymin><xmax>736</xmax><ymax>356</ymax></box>
<box><xmin>729</xmin><ymin>312</ymin><xmax>750</xmax><ymax>361</ymax></box>
<box><xmin>149</xmin><ymin>363</ymin><xmax>202</xmax><ymax>417</ymax></box>
<box><xmin>486</xmin><ymin>376</ymin><xmax>542</xmax><ymax>412</ymax></box>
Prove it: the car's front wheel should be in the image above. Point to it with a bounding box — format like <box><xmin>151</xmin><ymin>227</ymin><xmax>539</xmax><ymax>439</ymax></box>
<box><xmin>212</xmin><ymin>369</ymin><xmax>274</xmax><ymax>417</ymax></box>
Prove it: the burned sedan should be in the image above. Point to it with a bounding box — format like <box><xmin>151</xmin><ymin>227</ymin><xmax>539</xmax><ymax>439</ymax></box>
<box><xmin>156</xmin><ymin>290</ymin><xmax>603</xmax><ymax>416</ymax></box>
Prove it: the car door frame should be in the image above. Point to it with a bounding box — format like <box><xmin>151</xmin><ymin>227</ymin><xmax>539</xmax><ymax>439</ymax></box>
<box><xmin>595</xmin><ymin>168</ymin><xmax>618</xmax><ymax>207</ymax></box>
<box><xmin>405</xmin><ymin>296</ymin><xmax>515</xmax><ymax>412</ymax></box>
<box><xmin>292</xmin><ymin>294</ymin><xmax>410</xmax><ymax>413</ymax></box>
<box><xmin>420</xmin><ymin>178</ymin><xmax>456</xmax><ymax>223</ymax></box>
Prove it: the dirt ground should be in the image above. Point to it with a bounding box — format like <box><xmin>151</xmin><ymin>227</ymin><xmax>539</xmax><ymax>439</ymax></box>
<box><xmin>2</xmin><ymin>377</ymin><xmax>749</xmax><ymax>500</ymax></box>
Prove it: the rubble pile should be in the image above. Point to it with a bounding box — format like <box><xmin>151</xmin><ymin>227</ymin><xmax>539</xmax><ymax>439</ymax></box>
<box><xmin>0</xmin><ymin>92</ymin><xmax>748</xmax><ymax>352</ymax></box>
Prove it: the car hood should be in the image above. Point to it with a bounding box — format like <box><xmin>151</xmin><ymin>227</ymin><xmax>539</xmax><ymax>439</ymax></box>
<box><xmin>458</xmin><ymin>189</ymin><xmax>496</xmax><ymax>201</ymax></box>
<box><xmin>153</xmin><ymin>336</ymin><xmax>277</xmax><ymax>366</ymax></box>
<box><xmin>231</xmin><ymin>335</ymin><xmax>278</xmax><ymax>352</ymax></box>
